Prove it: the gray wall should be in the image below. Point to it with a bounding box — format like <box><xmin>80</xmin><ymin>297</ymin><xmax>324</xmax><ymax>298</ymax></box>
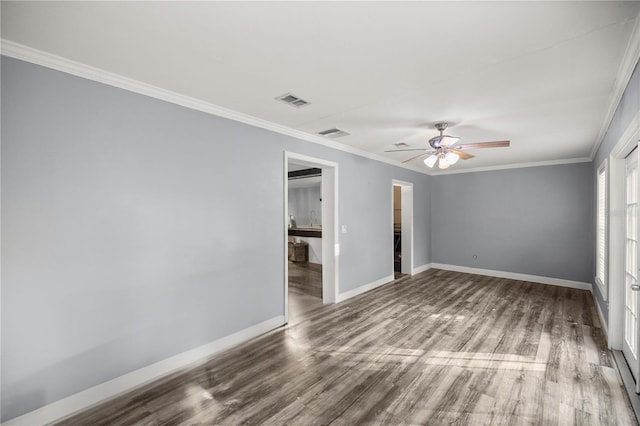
<box><xmin>1</xmin><ymin>57</ymin><xmax>432</xmax><ymax>421</ymax></box>
<box><xmin>288</xmin><ymin>185</ymin><xmax>321</xmax><ymax>226</ymax></box>
<box><xmin>431</xmin><ymin>163</ymin><xmax>594</xmax><ymax>283</ymax></box>
<box><xmin>592</xmin><ymin>61</ymin><xmax>640</xmax><ymax>324</ymax></box>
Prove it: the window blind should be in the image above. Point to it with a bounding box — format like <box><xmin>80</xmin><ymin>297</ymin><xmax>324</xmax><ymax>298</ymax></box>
<box><xmin>596</xmin><ymin>165</ymin><xmax>607</xmax><ymax>292</ymax></box>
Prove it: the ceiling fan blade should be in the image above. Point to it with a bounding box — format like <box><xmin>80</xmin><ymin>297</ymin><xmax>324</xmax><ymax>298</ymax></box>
<box><xmin>403</xmin><ymin>151</ymin><xmax>435</xmax><ymax>163</ymax></box>
<box><xmin>456</xmin><ymin>140</ymin><xmax>510</xmax><ymax>150</ymax></box>
<box><xmin>447</xmin><ymin>148</ymin><xmax>474</xmax><ymax>160</ymax></box>
<box><xmin>384</xmin><ymin>148</ymin><xmax>428</xmax><ymax>152</ymax></box>
<box><xmin>429</xmin><ymin>135</ymin><xmax>460</xmax><ymax>148</ymax></box>
<box><xmin>440</xmin><ymin>135</ymin><xmax>460</xmax><ymax>147</ymax></box>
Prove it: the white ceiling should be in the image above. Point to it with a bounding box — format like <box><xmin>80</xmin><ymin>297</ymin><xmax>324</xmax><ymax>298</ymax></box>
<box><xmin>2</xmin><ymin>1</ymin><xmax>639</xmax><ymax>172</ymax></box>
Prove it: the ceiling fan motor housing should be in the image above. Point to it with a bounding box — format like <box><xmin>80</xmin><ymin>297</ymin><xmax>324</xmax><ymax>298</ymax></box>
<box><xmin>434</xmin><ymin>122</ymin><xmax>449</xmax><ymax>132</ymax></box>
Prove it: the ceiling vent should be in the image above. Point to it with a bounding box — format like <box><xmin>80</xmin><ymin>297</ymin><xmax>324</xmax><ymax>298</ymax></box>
<box><xmin>275</xmin><ymin>93</ymin><xmax>311</xmax><ymax>108</ymax></box>
<box><xmin>318</xmin><ymin>128</ymin><xmax>350</xmax><ymax>138</ymax></box>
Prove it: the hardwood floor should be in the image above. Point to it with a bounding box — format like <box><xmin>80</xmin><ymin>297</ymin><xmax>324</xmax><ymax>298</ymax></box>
<box><xmin>288</xmin><ymin>261</ymin><xmax>323</xmax><ymax>321</ymax></box>
<box><xmin>59</xmin><ymin>269</ymin><xmax>636</xmax><ymax>425</ymax></box>
<box><xmin>288</xmin><ymin>261</ymin><xmax>322</xmax><ymax>299</ymax></box>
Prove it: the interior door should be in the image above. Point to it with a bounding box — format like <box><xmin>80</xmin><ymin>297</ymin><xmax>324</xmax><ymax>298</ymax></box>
<box><xmin>623</xmin><ymin>146</ymin><xmax>640</xmax><ymax>387</ymax></box>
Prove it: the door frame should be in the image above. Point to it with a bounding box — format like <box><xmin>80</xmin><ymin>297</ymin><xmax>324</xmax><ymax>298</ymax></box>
<box><xmin>392</xmin><ymin>180</ymin><xmax>414</xmax><ymax>276</ymax></box>
<box><xmin>609</xmin><ymin>112</ymin><xmax>640</xmax><ymax>372</ymax></box>
<box><xmin>284</xmin><ymin>152</ymin><xmax>339</xmax><ymax>323</ymax></box>
<box><xmin>623</xmin><ymin>146</ymin><xmax>640</xmax><ymax>384</ymax></box>
<box><xmin>607</xmin><ymin>113</ymin><xmax>640</xmax><ymax>350</ymax></box>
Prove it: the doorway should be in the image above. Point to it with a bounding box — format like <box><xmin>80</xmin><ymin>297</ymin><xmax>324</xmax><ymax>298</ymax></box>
<box><xmin>287</xmin><ymin>163</ymin><xmax>323</xmax><ymax>320</ymax></box>
<box><xmin>284</xmin><ymin>152</ymin><xmax>338</xmax><ymax>324</ymax></box>
<box><xmin>392</xmin><ymin>180</ymin><xmax>414</xmax><ymax>278</ymax></box>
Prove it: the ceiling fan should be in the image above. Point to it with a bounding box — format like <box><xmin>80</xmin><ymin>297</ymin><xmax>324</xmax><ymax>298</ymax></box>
<box><xmin>385</xmin><ymin>122</ymin><xmax>510</xmax><ymax>169</ymax></box>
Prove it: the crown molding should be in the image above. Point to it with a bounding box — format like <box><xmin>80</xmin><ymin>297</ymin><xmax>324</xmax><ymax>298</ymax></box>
<box><xmin>430</xmin><ymin>157</ymin><xmax>592</xmax><ymax>176</ymax></box>
<box><xmin>0</xmin><ymin>39</ymin><xmax>430</xmax><ymax>176</ymax></box>
<box><xmin>590</xmin><ymin>14</ymin><xmax>640</xmax><ymax>159</ymax></box>
<box><xmin>0</xmin><ymin>40</ymin><xmax>597</xmax><ymax>177</ymax></box>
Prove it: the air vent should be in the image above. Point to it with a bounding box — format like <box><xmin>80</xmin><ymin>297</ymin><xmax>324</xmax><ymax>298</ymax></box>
<box><xmin>318</xmin><ymin>128</ymin><xmax>350</xmax><ymax>138</ymax></box>
<box><xmin>275</xmin><ymin>93</ymin><xmax>311</xmax><ymax>108</ymax></box>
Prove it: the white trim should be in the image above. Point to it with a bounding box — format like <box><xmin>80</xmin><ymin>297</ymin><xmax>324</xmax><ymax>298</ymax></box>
<box><xmin>432</xmin><ymin>157</ymin><xmax>592</xmax><ymax>176</ymax></box>
<box><xmin>591</xmin><ymin>288</ymin><xmax>609</xmax><ymax>342</ymax></box>
<box><xmin>591</xmin><ymin>13</ymin><xmax>640</xmax><ymax>159</ymax></box>
<box><xmin>430</xmin><ymin>263</ymin><xmax>592</xmax><ymax>291</ymax></box>
<box><xmin>284</xmin><ymin>152</ymin><xmax>339</xmax><ymax>313</ymax></box>
<box><xmin>2</xmin><ymin>315</ymin><xmax>285</xmax><ymax>426</ymax></box>
<box><xmin>335</xmin><ymin>274</ymin><xmax>394</xmax><ymax>303</ymax></box>
<box><xmin>392</xmin><ymin>180</ymin><xmax>414</xmax><ymax>276</ymax></box>
<box><xmin>412</xmin><ymin>263</ymin><xmax>433</xmax><ymax>275</ymax></box>
<box><xmin>608</xmin><ymin>152</ymin><xmax>627</xmax><ymax>350</ymax></box>
<box><xmin>406</xmin><ymin>262</ymin><xmax>592</xmax><ymax>291</ymax></box>
<box><xmin>613</xmin><ymin>112</ymin><xmax>640</xmax><ymax>158</ymax></box>
<box><xmin>607</xmin><ymin>111</ymin><xmax>640</xmax><ymax>351</ymax></box>
<box><xmin>0</xmin><ymin>39</ymin><xmax>429</xmax><ymax>176</ymax></box>
<box><xmin>283</xmin><ymin>158</ymin><xmax>290</xmax><ymax>323</ymax></box>
<box><xmin>1</xmin><ymin>40</ymin><xmax>601</xmax><ymax>178</ymax></box>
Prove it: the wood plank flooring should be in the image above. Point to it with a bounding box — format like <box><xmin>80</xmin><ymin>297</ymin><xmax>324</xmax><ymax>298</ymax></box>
<box><xmin>59</xmin><ymin>269</ymin><xmax>636</xmax><ymax>425</ymax></box>
<box><xmin>288</xmin><ymin>261</ymin><xmax>323</xmax><ymax>321</ymax></box>
<box><xmin>288</xmin><ymin>261</ymin><xmax>322</xmax><ymax>299</ymax></box>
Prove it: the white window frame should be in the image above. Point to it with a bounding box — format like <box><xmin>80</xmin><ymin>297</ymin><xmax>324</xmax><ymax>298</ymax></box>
<box><xmin>596</xmin><ymin>159</ymin><xmax>608</xmax><ymax>299</ymax></box>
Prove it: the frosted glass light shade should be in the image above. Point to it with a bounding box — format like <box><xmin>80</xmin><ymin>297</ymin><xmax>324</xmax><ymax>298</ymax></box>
<box><xmin>424</xmin><ymin>154</ymin><xmax>438</xmax><ymax>168</ymax></box>
<box><xmin>438</xmin><ymin>157</ymin><xmax>450</xmax><ymax>169</ymax></box>
<box><xmin>445</xmin><ymin>151</ymin><xmax>460</xmax><ymax>165</ymax></box>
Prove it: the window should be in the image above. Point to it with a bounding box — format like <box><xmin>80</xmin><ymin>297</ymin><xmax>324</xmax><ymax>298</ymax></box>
<box><xmin>596</xmin><ymin>160</ymin><xmax>608</xmax><ymax>298</ymax></box>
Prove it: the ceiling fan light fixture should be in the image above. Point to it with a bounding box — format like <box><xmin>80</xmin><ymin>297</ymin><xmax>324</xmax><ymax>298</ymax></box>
<box><xmin>424</xmin><ymin>154</ymin><xmax>438</xmax><ymax>168</ymax></box>
<box><xmin>445</xmin><ymin>151</ymin><xmax>460</xmax><ymax>165</ymax></box>
<box><xmin>389</xmin><ymin>120</ymin><xmax>508</xmax><ymax>166</ymax></box>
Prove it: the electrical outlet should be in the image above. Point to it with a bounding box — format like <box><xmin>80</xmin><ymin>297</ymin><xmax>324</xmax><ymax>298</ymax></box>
<box><xmin>473</xmin><ymin>255</ymin><xmax>478</xmax><ymax>260</ymax></box>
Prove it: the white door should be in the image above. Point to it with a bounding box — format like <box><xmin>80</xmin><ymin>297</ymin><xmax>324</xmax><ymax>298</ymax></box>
<box><xmin>623</xmin><ymin>147</ymin><xmax>640</xmax><ymax>386</ymax></box>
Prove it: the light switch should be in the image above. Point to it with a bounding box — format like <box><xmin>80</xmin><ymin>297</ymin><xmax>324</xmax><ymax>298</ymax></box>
<box><xmin>341</xmin><ymin>225</ymin><xmax>348</xmax><ymax>234</ymax></box>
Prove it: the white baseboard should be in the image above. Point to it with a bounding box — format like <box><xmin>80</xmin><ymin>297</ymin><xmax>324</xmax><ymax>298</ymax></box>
<box><xmin>336</xmin><ymin>274</ymin><xmax>394</xmax><ymax>303</ymax></box>
<box><xmin>430</xmin><ymin>263</ymin><xmax>593</xmax><ymax>291</ymax></box>
<box><xmin>3</xmin><ymin>315</ymin><xmax>285</xmax><ymax>426</ymax></box>
<box><xmin>591</xmin><ymin>289</ymin><xmax>609</xmax><ymax>342</ymax></box>
<box><xmin>412</xmin><ymin>263</ymin><xmax>433</xmax><ymax>275</ymax></box>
